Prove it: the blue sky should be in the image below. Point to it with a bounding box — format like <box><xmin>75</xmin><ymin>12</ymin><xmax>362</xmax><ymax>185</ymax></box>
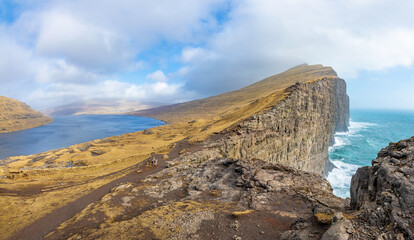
<box><xmin>1</xmin><ymin>0</ymin><xmax>414</xmax><ymax>110</ymax></box>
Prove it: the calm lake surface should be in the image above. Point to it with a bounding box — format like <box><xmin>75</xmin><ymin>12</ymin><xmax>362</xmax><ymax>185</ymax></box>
<box><xmin>0</xmin><ymin>115</ymin><xmax>164</xmax><ymax>159</ymax></box>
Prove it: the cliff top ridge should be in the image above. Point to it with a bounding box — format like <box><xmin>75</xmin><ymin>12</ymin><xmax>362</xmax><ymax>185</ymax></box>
<box><xmin>132</xmin><ymin>64</ymin><xmax>338</xmax><ymax>123</ymax></box>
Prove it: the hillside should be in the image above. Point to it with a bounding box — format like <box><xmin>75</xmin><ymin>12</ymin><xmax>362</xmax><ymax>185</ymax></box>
<box><xmin>0</xmin><ymin>96</ymin><xmax>53</xmax><ymax>133</ymax></box>
<box><xmin>132</xmin><ymin>64</ymin><xmax>338</xmax><ymax>123</ymax></box>
<box><xmin>1</xmin><ymin>64</ymin><xmax>349</xmax><ymax>240</ymax></box>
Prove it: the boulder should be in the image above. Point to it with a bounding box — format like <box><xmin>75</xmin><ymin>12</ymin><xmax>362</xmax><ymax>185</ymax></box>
<box><xmin>350</xmin><ymin>137</ymin><xmax>414</xmax><ymax>239</ymax></box>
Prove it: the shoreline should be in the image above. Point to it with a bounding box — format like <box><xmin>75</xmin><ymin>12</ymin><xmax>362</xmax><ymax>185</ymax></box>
<box><xmin>0</xmin><ymin>114</ymin><xmax>165</xmax><ymax>161</ymax></box>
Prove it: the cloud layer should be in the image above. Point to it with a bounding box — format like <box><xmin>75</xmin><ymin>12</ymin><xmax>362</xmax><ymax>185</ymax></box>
<box><xmin>1</xmin><ymin>0</ymin><xmax>414</xmax><ymax>109</ymax></box>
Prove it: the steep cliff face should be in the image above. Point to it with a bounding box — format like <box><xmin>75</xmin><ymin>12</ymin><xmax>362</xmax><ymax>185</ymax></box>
<box><xmin>1</xmin><ymin>65</ymin><xmax>351</xmax><ymax>240</ymax></box>
<box><xmin>207</xmin><ymin>77</ymin><xmax>349</xmax><ymax>175</ymax></box>
<box><xmin>333</xmin><ymin>78</ymin><xmax>349</xmax><ymax>133</ymax></box>
<box><xmin>0</xmin><ymin>96</ymin><xmax>53</xmax><ymax>133</ymax></box>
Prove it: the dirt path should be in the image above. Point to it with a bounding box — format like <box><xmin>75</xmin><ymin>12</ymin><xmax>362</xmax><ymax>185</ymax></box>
<box><xmin>7</xmin><ymin>139</ymin><xmax>194</xmax><ymax>240</ymax></box>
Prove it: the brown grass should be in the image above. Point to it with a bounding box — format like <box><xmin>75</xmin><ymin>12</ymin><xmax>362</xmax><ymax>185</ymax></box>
<box><xmin>132</xmin><ymin>64</ymin><xmax>337</xmax><ymax>123</ymax></box>
<box><xmin>0</xmin><ymin>96</ymin><xmax>53</xmax><ymax>133</ymax></box>
<box><xmin>0</xmin><ymin>64</ymin><xmax>337</xmax><ymax>239</ymax></box>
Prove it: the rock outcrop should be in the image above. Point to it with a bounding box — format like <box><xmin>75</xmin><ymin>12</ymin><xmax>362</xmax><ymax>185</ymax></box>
<box><xmin>348</xmin><ymin>137</ymin><xmax>414</xmax><ymax>239</ymax></box>
<box><xmin>1</xmin><ymin>65</ymin><xmax>353</xmax><ymax>240</ymax></box>
<box><xmin>166</xmin><ymin>77</ymin><xmax>349</xmax><ymax>176</ymax></box>
<box><xmin>210</xmin><ymin>78</ymin><xmax>349</xmax><ymax>175</ymax></box>
<box><xmin>133</xmin><ymin>64</ymin><xmax>349</xmax><ymax>176</ymax></box>
<box><xmin>44</xmin><ymin>156</ymin><xmax>347</xmax><ymax>240</ymax></box>
<box><xmin>0</xmin><ymin>96</ymin><xmax>53</xmax><ymax>133</ymax></box>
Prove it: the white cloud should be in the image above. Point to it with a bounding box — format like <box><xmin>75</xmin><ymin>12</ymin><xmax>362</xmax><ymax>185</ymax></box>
<box><xmin>146</xmin><ymin>70</ymin><xmax>168</xmax><ymax>82</ymax></box>
<box><xmin>0</xmin><ymin>29</ymin><xmax>34</xmax><ymax>84</ymax></box>
<box><xmin>35</xmin><ymin>59</ymin><xmax>100</xmax><ymax>84</ymax></box>
<box><xmin>180</xmin><ymin>0</ymin><xmax>414</xmax><ymax>95</ymax></box>
<box><xmin>35</xmin><ymin>11</ymin><xmax>134</xmax><ymax>72</ymax></box>
<box><xmin>27</xmin><ymin>79</ymin><xmax>185</xmax><ymax>108</ymax></box>
<box><xmin>0</xmin><ymin>0</ymin><xmax>224</xmax><ymax>108</ymax></box>
<box><xmin>181</xmin><ymin>47</ymin><xmax>215</xmax><ymax>62</ymax></box>
<box><xmin>3</xmin><ymin>0</ymin><xmax>414</xmax><ymax>110</ymax></box>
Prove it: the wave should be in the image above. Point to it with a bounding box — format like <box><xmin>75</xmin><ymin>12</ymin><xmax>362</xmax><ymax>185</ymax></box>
<box><xmin>348</xmin><ymin>120</ymin><xmax>377</xmax><ymax>133</ymax></box>
<box><xmin>326</xmin><ymin>159</ymin><xmax>361</xmax><ymax>198</ymax></box>
<box><xmin>327</xmin><ymin>121</ymin><xmax>375</xmax><ymax>197</ymax></box>
<box><xmin>336</xmin><ymin>121</ymin><xmax>376</xmax><ymax>136</ymax></box>
<box><xmin>330</xmin><ymin>120</ymin><xmax>376</xmax><ymax>151</ymax></box>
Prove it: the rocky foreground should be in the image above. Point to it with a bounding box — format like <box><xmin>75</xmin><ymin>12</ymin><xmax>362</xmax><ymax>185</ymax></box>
<box><xmin>42</xmin><ymin>143</ymin><xmax>347</xmax><ymax>239</ymax></box>
<box><xmin>349</xmin><ymin>137</ymin><xmax>414</xmax><ymax>240</ymax></box>
<box><xmin>2</xmin><ymin>65</ymin><xmax>412</xmax><ymax>240</ymax></box>
<box><xmin>37</xmin><ymin>136</ymin><xmax>414</xmax><ymax>240</ymax></box>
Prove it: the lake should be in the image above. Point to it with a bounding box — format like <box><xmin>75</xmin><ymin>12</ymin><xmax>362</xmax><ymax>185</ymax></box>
<box><xmin>0</xmin><ymin>115</ymin><xmax>164</xmax><ymax>159</ymax></box>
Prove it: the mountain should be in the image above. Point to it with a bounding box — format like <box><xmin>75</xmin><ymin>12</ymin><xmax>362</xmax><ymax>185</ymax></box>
<box><xmin>133</xmin><ymin>64</ymin><xmax>341</xmax><ymax>124</ymax></box>
<box><xmin>0</xmin><ymin>96</ymin><xmax>53</xmax><ymax>133</ymax></box>
<box><xmin>2</xmin><ymin>64</ymin><xmax>353</xmax><ymax>240</ymax></box>
<box><xmin>42</xmin><ymin>99</ymin><xmax>162</xmax><ymax>116</ymax></box>
<box><xmin>132</xmin><ymin>63</ymin><xmax>349</xmax><ymax>174</ymax></box>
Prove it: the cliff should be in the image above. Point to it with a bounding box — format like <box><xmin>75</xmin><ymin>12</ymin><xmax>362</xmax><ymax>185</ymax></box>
<box><xmin>347</xmin><ymin>137</ymin><xmax>414</xmax><ymax>239</ymax></box>
<box><xmin>0</xmin><ymin>96</ymin><xmax>53</xmax><ymax>133</ymax></box>
<box><xmin>207</xmin><ymin>78</ymin><xmax>349</xmax><ymax>175</ymax></box>
<box><xmin>134</xmin><ymin>64</ymin><xmax>342</xmax><ymax>124</ymax></box>
<box><xmin>1</xmin><ymin>64</ymin><xmax>351</xmax><ymax>240</ymax></box>
<box><xmin>134</xmin><ymin>64</ymin><xmax>349</xmax><ymax>175</ymax></box>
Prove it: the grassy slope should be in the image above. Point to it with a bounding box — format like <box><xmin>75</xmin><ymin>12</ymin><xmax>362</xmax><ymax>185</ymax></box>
<box><xmin>0</xmin><ymin>64</ymin><xmax>338</xmax><ymax>239</ymax></box>
<box><xmin>0</xmin><ymin>96</ymin><xmax>53</xmax><ymax>133</ymax></box>
<box><xmin>133</xmin><ymin>64</ymin><xmax>337</xmax><ymax>123</ymax></box>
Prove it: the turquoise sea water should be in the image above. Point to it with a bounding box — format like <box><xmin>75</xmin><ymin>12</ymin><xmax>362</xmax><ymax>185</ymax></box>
<box><xmin>327</xmin><ymin>109</ymin><xmax>414</xmax><ymax>198</ymax></box>
<box><xmin>0</xmin><ymin>115</ymin><xmax>164</xmax><ymax>159</ymax></box>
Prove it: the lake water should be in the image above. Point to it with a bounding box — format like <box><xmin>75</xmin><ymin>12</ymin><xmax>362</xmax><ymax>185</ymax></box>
<box><xmin>327</xmin><ymin>109</ymin><xmax>414</xmax><ymax>198</ymax></box>
<box><xmin>0</xmin><ymin>115</ymin><xmax>164</xmax><ymax>159</ymax></box>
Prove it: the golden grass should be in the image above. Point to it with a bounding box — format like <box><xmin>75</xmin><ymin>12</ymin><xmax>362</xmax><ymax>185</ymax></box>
<box><xmin>0</xmin><ymin>96</ymin><xmax>53</xmax><ymax>133</ymax></box>
<box><xmin>133</xmin><ymin>64</ymin><xmax>337</xmax><ymax>124</ymax></box>
<box><xmin>314</xmin><ymin>212</ymin><xmax>334</xmax><ymax>224</ymax></box>
<box><xmin>231</xmin><ymin>209</ymin><xmax>255</xmax><ymax>218</ymax></box>
<box><xmin>0</xmin><ymin>64</ymin><xmax>338</xmax><ymax>239</ymax></box>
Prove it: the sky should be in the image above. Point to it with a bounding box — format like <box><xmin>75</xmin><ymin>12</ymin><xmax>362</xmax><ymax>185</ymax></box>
<box><xmin>1</xmin><ymin>0</ymin><xmax>414</xmax><ymax>110</ymax></box>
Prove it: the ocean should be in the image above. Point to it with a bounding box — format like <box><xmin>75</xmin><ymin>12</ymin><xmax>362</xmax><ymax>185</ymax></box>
<box><xmin>327</xmin><ymin>109</ymin><xmax>414</xmax><ymax>198</ymax></box>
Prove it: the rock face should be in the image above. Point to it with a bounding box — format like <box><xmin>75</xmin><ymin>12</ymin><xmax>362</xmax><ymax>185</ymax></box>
<box><xmin>0</xmin><ymin>96</ymin><xmax>53</xmax><ymax>133</ymax></box>
<box><xmin>348</xmin><ymin>137</ymin><xmax>414</xmax><ymax>239</ymax></box>
<box><xmin>44</xmin><ymin>156</ymin><xmax>347</xmax><ymax>240</ymax></box>
<box><xmin>209</xmin><ymin>78</ymin><xmax>349</xmax><ymax>175</ymax></box>
<box><xmin>1</xmin><ymin>65</ymin><xmax>352</xmax><ymax>240</ymax></box>
<box><xmin>333</xmin><ymin>79</ymin><xmax>349</xmax><ymax>133</ymax></box>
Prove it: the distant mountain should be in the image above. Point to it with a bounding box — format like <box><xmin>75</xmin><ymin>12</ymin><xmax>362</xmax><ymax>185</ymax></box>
<box><xmin>0</xmin><ymin>96</ymin><xmax>53</xmax><ymax>133</ymax></box>
<box><xmin>42</xmin><ymin>99</ymin><xmax>164</xmax><ymax>116</ymax></box>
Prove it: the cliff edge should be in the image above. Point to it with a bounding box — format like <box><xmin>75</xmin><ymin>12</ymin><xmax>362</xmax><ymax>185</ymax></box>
<box><xmin>134</xmin><ymin>64</ymin><xmax>349</xmax><ymax>175</ymax></box>
<box><xmin>348</xmin><ymin>137</ymin><xmax>414</xmax><ymax>239</ymax></box>
<box><xmin>0</xmin><ymin>96</ymin><xmax>53</xmax><ymax>133</ymax></box>
<box><xmin>2</xmin><ymin>64</ymin><xmax>350</xmax><ymax>240</ymax></box>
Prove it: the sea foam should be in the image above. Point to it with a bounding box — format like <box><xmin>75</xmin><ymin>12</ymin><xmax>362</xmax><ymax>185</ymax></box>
<box><xmin>327</xmin><ymin>110</ymin><xmax>414</xmax><ymax>199</ymax></box>
<box><xmin>326</xmin><ymin>159</ymin><xmax>360</xmax><ymax>198</ymax></box>
<box><xmin>327</xmin><ymin>120</ymin><xmax>376</xmax><ymax>198</ymax></box>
